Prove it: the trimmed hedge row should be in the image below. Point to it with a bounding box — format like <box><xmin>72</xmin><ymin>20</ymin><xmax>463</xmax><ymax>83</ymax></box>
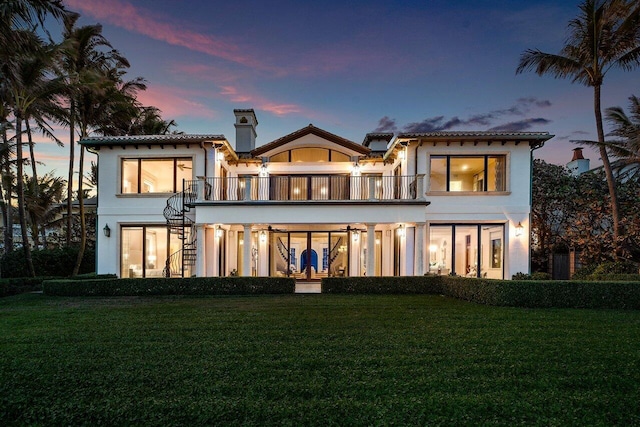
<box><xmin>0</xmin><ymin>277</ymin><xmax>50</xmax><ymax>298</ymax></box>
<box><xmin>43</xmin><ymin>276</ymin><xmax>296</xmax><ymax>296</ymax></box>
<box><xmin>322</xmin><ymin>276</ymin><xmax>443</xmax><ymax>294</ymax></box>
<box><xmin>322</xmin><ymin>276</ymin><xmax>640</xmax><ymax>309</ymax></box>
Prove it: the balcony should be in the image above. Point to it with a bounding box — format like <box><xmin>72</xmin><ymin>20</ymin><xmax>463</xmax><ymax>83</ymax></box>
<box><xmin>185</xmin><ymin>175</ymin><xmax>425</xmax><ymax>203</ymax></box>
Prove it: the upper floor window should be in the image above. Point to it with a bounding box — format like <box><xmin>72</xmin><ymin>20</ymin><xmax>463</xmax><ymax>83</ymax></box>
<box><xmin>430</xmin><ymin>155</ymin><xmax>505</xmax><ymax>192</ymax></box>
<box><xmin>121</xmin><ymin>157</ymin><xmax>192</xmax><ymax>194</ymax></box>
<box><xmin>269</xmin><ymin>148</ymin><xmax>351</xmax><ymax>162</ymax></box>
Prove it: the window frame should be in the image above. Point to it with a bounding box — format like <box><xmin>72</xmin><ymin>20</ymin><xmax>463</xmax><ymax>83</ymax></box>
<box><xmin>120</xmin><ymin>157</ymin><xmax>193</xmax><ymax>194</ymax></box>
<box><xmin>429</xmin><ymin>154</ymin><xmax>507</xmax><ymax>193</ymax></box>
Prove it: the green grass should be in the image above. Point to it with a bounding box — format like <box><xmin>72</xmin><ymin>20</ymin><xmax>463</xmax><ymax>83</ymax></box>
<box><xmin>1</xmin><ymin>294</ymin><xmax>639</xmax><ymax>426</ymax></box>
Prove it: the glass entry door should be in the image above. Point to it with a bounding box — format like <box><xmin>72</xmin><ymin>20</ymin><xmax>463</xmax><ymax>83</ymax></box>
<box><xmin>270</xmin><ymin>231</ymin><xmax>347</xmax><ymax>281</ymax></box>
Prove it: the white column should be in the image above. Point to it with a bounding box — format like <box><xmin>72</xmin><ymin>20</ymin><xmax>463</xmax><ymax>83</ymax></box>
<box><xmin>367</xmin><ymin>224</ymin><xmax>376</xmax><ymax>276</ymax></box>
<box><xmin>243</xmin><ymin>224</ymin><xmax>251</xmax><ymax>276</ymax></box>
<box><xmin>258</xmin><ymin>231</ymin><xmax>269</xmax><ymax>276</ymax></box>
<box><xmin>415</xmin><ymin>223</ymin><xmax>425</xmax><ymax>276</ymax></box>
<box><xmin>405</xmin><ymin>226</ymin><xmax>415</xmax><ymax>275</ymax></box>
<box><xmin>195</xmin><ymin>224</ymin><xmax>205</xmax><ymax>277</ymax></box>
<box><xmin>206</xmin><ymin>227</ymin><xmax>215</xmax><ymax>277</ymax></box>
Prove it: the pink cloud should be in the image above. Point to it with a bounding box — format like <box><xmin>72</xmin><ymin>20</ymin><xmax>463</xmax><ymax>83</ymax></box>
<box><xmin>136</xmin><ymin>85</ymin><xmax>218</xmax><ymax>120</ymax></box>
<box><xmin>219</xmin><ymin>85</ymin><xmax>303</xmax><ymax>117</ymax></box>
<box><xmin>171</xmin><ymin>64</ymin><xmax>305</xmax><ymax>117</ymax></box>
<box><xmin>64</xmin><ymin>0</ymin><xmax>273</xmax><ymax>72</ymax></box>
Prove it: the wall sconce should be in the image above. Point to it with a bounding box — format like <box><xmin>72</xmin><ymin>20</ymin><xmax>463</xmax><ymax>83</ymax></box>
<box><xmin>259</xmin><ymin>163</ymin><xmax>268</xmax><ymax>177</ymax></box>
<box><xmin>398</xmin><ymin>148</ymin><xmax>406</xmax><ymax>160</ymax></box>
<box><xmin>397</xmin><ymin>224</ymin><xmax>405</xmax><ymax>237</ymax></box>
<box><xmin>103</xmin><ymin>224</ymin><xmax>111</xmax><ymax>237</ymax></box>
<box><xmin>352</xmin><ymin>230</ymin><xmax>360</xmax><ymax>241</ymax></box>
<box><xmin>352</xmin><ymin>162</ymin><xmax>360</xmax><ymax>175</ymax></box>
<box><xmin>259</xmin><ymin>230</ymin><xmax>267</xmax><ymax>243</ymax></box>
<box><xmin>216</xmin><ymin>225</ymin><xmax>224</xmax><ymax>238</ymax></box>
<box><xmin>515</xmin><ymin>221</ymin><xmax>524</xmax><ymax>237</ymax></box>
<box><xmin>217</xmin><ymin>151</ymin><xmax>224</xmax><ymax>162</ymax></box>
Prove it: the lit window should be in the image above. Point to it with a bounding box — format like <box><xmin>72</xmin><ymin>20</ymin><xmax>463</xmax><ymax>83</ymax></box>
<box><xmin>121</xmin><ymin>158</ymin><xmax>192</xmax><ymax>193</ymax></box>
<box><xmin>429</xmin><ymin>155</ymin><xmax>506</xmax><ymax>192</ymax></box>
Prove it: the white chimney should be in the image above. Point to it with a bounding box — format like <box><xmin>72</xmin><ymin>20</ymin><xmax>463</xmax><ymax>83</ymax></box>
<box><xmin>233</xmin><ymin>109</ymin><xmax>258</xmax><ymax>152</ymax></box>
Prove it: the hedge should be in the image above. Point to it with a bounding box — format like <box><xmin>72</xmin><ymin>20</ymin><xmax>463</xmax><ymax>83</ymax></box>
<box><xmin>0</xmin><ymin>277</ymin><xmax>51</xmax><ymax>298</ymax></box>
<box><xmin>322</xmin><ymin>276</ymin><xmax>443</xmax><ymax>294</ymax></box>
<box><xmin>43</xmin><ymin>276</ymin><xmax>296</xmax><ymax>296</ymax></box>
<box><xmin>322</xmin><ymin>275</ymin><xmax>640</xmax><ymax>309</ymax></box>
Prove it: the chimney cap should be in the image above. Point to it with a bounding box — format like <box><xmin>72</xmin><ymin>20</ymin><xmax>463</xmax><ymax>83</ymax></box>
<box><xmin>572</xmin><ymin>147</ymin><xmax>585</xmax><ymax>161</ymax></box>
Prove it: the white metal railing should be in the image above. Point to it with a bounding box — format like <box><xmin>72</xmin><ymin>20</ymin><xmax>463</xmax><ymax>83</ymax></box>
<box><xmin>187</xmin><ymin>175</ymin><xmax>424</xmax><ymax>202</ymax></box>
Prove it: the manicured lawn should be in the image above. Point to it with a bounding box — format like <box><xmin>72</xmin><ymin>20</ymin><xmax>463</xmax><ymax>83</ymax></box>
<box><xmin>1</xmin><ymin>294</ymin><xmax>639</xmax><ymax>426</ymax></box>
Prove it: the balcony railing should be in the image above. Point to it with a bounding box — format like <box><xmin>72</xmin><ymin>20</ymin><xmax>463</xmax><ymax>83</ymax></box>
<box><xmin>186</xmin><ymin>175</ymin><xmax>424</xmax><ymax>202</ymax></box>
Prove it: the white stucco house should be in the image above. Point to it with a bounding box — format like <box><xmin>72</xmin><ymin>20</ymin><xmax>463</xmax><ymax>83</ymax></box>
<box><xmin>81</xmin><ymin>109</ymin><xmax>553</xmax><ymax>281</ymax></box>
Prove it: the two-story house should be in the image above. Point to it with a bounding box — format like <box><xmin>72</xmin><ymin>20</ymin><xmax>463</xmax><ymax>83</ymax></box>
<box><xmin>81</xmin><ymin>109</ymin><xmax>552</xmax><ymax>281</ymax></box>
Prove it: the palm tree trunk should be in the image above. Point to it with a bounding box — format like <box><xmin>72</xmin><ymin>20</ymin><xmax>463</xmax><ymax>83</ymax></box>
<box><xmin>25</xmin><ymin>120</ymin><xmax>40</xmax><ymax>249</ymax></box>
<box><xmin>1</xmin><ymin>129</ymin><xmax>13</xmax><ymax>253</ymax></box>
<box><xmin>66</xmin><ymin>100</ymin><xmax>75</xmax><ymax>246</ymax></box>
<box><xmin>15</xmin><ymin>117</ymin><xmax>35</xmax><ymax>277</ymax></box>
<box><xmin>72</xmin><ymin>144</ymin><xmax>86</xmax><ymax>276</ymax></box>
<box><xmin>594</xmin><ymin>85</ymin><xmax>622</xmax><ymax>258</ymax></box>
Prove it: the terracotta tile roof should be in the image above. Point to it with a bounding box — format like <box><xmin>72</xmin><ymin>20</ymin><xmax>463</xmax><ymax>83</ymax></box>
<box><xmin>252</xmin><ymin>124</ymin><xmax>370</xmax><ymax>156</ymax></box>
<box><xmin>80</xmin><ymin>134</ymin><xmax>226</xmax><ymax>147</ymax></box>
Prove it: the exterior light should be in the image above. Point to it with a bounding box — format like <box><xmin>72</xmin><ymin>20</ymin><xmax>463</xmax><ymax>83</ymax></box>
<box><xmin>217</xmin><ymin>151</ymin><xmax>224</xmax><ymax>162</ymax></box>
<box><xmin>352</xmin><ymin>162</ymin><xmax>360</xmax><ymax>175</ymax></box>
<box><xmin>216</xmin><ymin>225</ymin><xmax>224</xmax><ymax>238</ymax></box>
<box><xmin>397</xmin><ymin>224</ymin><xmax>405</xmax><ymax>237</ymax></box>
<box><xmin>352</xmin><ymin>230</ymin><xmax>360</xmax><ymax>241</ymax></box>
<box><xmin>259</xmin><ymin>164</ymin><xmax>268</xmax><ymax>177</ymax></box>
<box><xmin>259</xmin><ymin>230</ymin><xmax>267</xmax><ymax>243</ymax></box>
<box><xmin>375</xmin><ymin>238</ymin><xmax>381</xmax><ymax>245</ymax></box>
<box><xmin>398</xmin><ymin>148</ymin><xmax>405</xmax><ymax>160</ymax></box>
<box><xmin>429</xmin><ymin>244</ymin><xmax>437</xmax><ymax>252</ymax></box>
<box><xmin>103</xmin><ymin>224</ymin><xmax>111</xmax><ymax>237</ymax></box>
<box><xmin>515</xmin><ymin>221</ymin><xmax>524</xmax><ymax>237</ymax></box>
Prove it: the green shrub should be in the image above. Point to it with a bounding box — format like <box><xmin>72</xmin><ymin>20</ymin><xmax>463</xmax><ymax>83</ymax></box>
<box><xmin>320</xmin><ymin>276</ymin><xmax>640</xmax><ymax>309</ymax></box>
<box><xmin>0</xmin><ymin>247</ymin><xmax>95</xmax><ymax>278</ymax></box>
<box><xmin>587</xmin><ymin>273</ymin><xmax>640</xmax><ymax>282</ymax></box>
<box><xmin>531</xmin><ymin>272</ymin><xmax>551</xmax><ymax>280</ymax></box>
<box><xmin>322</xmin><ymin>276</ymin><xmax>443</xmax><ymax>294</ymax></box>
<box><xmin>572</xmin><ymin>263</ymin><xmax>599</xmax><ymax>280</ymax></box>
<box><xmin>512</xmin><ymin>272</ymin><xmax>531</xmax><ymax>280</ymax></box>
<box><xmin>43</xmin><ymin>276</ymin><xmax>295</xmax><ymax>296</ymax></box>
<box><xmin>592</xmin><ymin>260</ymin><xmax>638</xmax><ymax>275</ymax></box>
<box><xmin>0</xmin><ymin>277</ymin><xmax>50</xmax><ymax>297</ymax></box>
<box><xmin>438</xmin><ymin>276</ymin><xmax>640</xmax><ymax>309</ymax></box>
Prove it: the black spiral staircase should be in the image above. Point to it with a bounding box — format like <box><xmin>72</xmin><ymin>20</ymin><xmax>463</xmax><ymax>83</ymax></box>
<box><xmin>163</xmin><ymin>182</ymin><xmax>197</xmax><ymax>277</ymax></box>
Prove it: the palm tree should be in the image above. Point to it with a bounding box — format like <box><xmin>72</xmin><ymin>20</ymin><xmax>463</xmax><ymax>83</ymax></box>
<box><xmin>59</xmin><ymin>17</ymin><xmax>141</xmax><ymax>275</ymax></box>
<box><xmin>516</xmin><ymin>0</ymin><xmax>640</xmax><ymax>258</ymax></box>
<box><xmin>24</xmin><ymin>172</ymin><xmax>65</xmax><ymax>249</ymax></box>
<box><xmin>605</xmin><ymin>95</ymin><xmax>640</xmax><ymax>166</ymax></box>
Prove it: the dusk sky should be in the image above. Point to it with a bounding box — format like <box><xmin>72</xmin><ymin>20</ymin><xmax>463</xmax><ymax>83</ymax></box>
<box><xmin>38</xmin><ymin>0</ymin><xmax>639</xmax><ymax>176</ymax></box>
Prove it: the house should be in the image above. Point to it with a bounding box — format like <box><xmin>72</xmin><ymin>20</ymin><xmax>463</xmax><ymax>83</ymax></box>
<box><xmin>80</xmin><ymin>109</ymin><xmax>553</xmax><ymax>281</ymax></box>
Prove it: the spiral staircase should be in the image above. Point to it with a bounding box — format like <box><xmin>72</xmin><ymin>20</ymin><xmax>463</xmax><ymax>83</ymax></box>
<box><xmin>163</xmin><ymin>182</ymin><xmax>197</xmax><ymax>277</ymax></box>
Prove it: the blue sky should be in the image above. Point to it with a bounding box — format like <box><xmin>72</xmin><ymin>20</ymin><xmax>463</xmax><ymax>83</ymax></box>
<box><xmin>37</xmin><ymin>0</ymin><xmax>639</xmax><ymax>175</ymax></box>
